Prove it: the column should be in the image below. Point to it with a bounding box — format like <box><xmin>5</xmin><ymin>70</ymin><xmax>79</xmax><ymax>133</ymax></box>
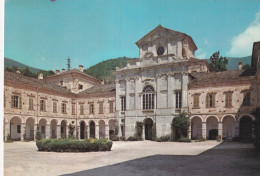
<box><xmin>202</xmin><ymin>122</ymin><xmax>207</xmax><ymax>138</ymax></box>
<box><xmin>95</xmin><ymin>125</ymin><xmax>99</xmax><ymax>139</ymax></box>
<box><xmin>21</xmin><ymin>123</ymin><xmax>25</xmax><ymax>141</ymax></box>
<box><xmin>142</xmin><ymin>124</ymin><xmax>145</xmax><ymax>140</ymax></box>
<box><xmin>181</xmin><ymin>73</ymin><xmax>188</xmax><ymax>111</ymax></box>
<box><xmin>135</xmin><ymin>78</ymin><xmax>141</xmax><ymax>110</ymax></box>
<box><xmin>235</xmin><ymin>121</ymin><xmax>239</xmax><ymax>137</ymax></box>
<box><xmin>66</xmin><ymin>125</ymin><xmax>69</xmax><ymax>138</ymax></box>
<box><xmin>126</xmin><ymin>79</ymin><xmax>130</xmax><ymax>111</ymax></box>
<box><xmin>116</xmin><ymin>81</ymin><xmax>121</xmax><ymax>111</ymax></box>
<box><xmin>57</xmin><ymin>125</ymin><xmax>61</xmax><ymax>139</ymax></box>
<box><xmin>188</xmin><ymin>125</ymin><xmax>191</xmax><ymax>139</ymax></box>
<box><xmin>85</xmin><ymin>125</ymin><xmax>88</xmax><ymax>139</ymax></box>
<box><xmin>105</xmin><ymin>125</ymin><xmax>109</xmax><ymax>139</ymax></box>
<box><xmin>46</xmin><ymin>125</ymin><xmax>50</xmax><ymax>139</ymax></box>
<box><xmin>167</xmin><ymin>74</ymin><xmax>174</xmax><ymax>108</ymax></box>
<box><xmin>4</xmin><ymin>122</ymin><xmax>10</xmax><ymax>141</ymax></box>
<box><xmin>156</xmin><ymin>76</ymin><xmax>161</xmax><ymax>108</ymax></box>
<box><xmin>34</xmin><ymin>124</ymin><xmax>37</xmax><ymax>141</ymax></box>
<box><xmin>218</xmin><ymin>122</ymin><xmax>223</xmax><ymax>139</ymax></box>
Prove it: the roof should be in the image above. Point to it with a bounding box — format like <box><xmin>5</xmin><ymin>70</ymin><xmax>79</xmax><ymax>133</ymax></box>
<box><xmin>45</xmin><ymin>69</ymin><xmax>101</xmax><ymax>83</ymax></box>
<box><xmin>135</xmin><ymin>25</ymin><xmax>197</xmax><ymax>50</ymax></box>
<box><xmin>189</xmin><ymin>69</ymin><xmax>255</xmax><ymax>86</ymax></box>
<box><xmin>4</xmin><ymin>71</ymin><xmax>73</xmax><ymax>94</ymax></box>
<box><xmin>78</xmin><ymin>84</ymin><xmax>116</xmax><ymax>96</ymax></box>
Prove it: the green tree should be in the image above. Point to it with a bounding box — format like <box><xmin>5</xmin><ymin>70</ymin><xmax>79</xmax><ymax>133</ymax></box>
<box><xmin>209</xmin><ymin>51</ymin><xmax>228</xmax><ymax>72</ymax></box>
<box><xmin>21</xmin><ymin>66</ymin><xmax>37</xmax><ymax>78</ymax></box>
<box><xmin>171</xmin><ymin>112</ymin><xmax>191</xmax><ymax>140</ymax></box>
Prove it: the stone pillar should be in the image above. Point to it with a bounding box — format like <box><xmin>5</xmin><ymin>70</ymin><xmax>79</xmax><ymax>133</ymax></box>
<box><xmin>135</xmin><ymin>78</ymin><xmax>141</xmax><ymax>110</ymax></box>
<box><xmin>95</xmin><ymin>125</ymin><xmax>99</xmax><ymax>139</ymax></box>
<box><xmin>126</xmin><ymin>79</ymin><xmax>130</xmax><ymax>111</ymax></box>
<box><xmin>116</xmin><ymin>81</ymin><xmax>121</xmax><ymax>111</ymax></box>
<box><xmin>57</xmin><ymin>125</ymin><xmax>61</xmax><ymax>139</ymax></box>
<box><xmin>202</xmin><ymin>122</ymin><xmax>207</xmax><ymax>138</ymax></box>
<box><xmin>142</xmin><ymin>124</ymin><xmax>145</xmax><ymax>140</ymax></box>
<box><xmin>188</xmin><ymin>125</ymin><xmax>191</xmax><ymax>139</ymax></box>
<box><xmin>181</xmin><ymin>73</ymin><xmax>188</xmax><ymax>111</ymax></box>
<box><xmin>66</xmin><ymin>125</ymin><xmax>69</xmax><ymax>138</ymax></box>
<box><xmin>156</xmin><ymin>76</ymin><xmax>161</xmax><ymax>108</ymax></box>
<box><xmin>4</xmin><ymin>122</ymin><xmax>10</xmax><ymax>141</ymax></box>
<box><xmin>105</xmin><ymin>125</ymin><xmax>110</xmax><ymax>139</ymax></box>
<box><xmin>21</xmin><ymin>123</ymin><xmax>25</xmax><ymax>141</ymax></box>
<box><xmin>218</xmin><ymin>122</ymin><xmax>223</xmax><ymax>139</ymax></box>
<box><xmin>167</xmin><ymin>74</ymin><xmax>174</xmax><ymax>108</ymax></box>
<box><xmin>34</xmin><ymin>124</ymin><xmax>37</xmax><ymax>141</ymax></box>
<box><xmin>46</xmin><ymin>125</ymin><xmax>50</xmax><ymax>139</ymax></box>
<box><xmin>235</xmin><ymin>121</ymin><xmax>239</xmax><ymax>137</ymax></box>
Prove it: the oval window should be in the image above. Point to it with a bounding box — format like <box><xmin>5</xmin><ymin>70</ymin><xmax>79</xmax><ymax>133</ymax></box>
<box><xmin>157</xmin><ymin>47</ymin><xmax>164</xmax><ymax>56</ymax></box>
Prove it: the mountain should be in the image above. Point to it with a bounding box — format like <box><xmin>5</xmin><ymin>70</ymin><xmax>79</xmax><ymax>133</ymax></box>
<box><xmin>226</xmin><ymin>56</ymin><xmax>251</xmax><ymax>70</ymax></box>
<box><xmin>4</xmin><ymin>57</ymin><xmax>42</xmax><ymax>73</ymax></box>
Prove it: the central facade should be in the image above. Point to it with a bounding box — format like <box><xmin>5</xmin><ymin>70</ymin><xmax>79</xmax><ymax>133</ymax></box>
<box><xmin>115</xmin><ymin>25</ymin><xmax>209</xmax><ymax>139</ymax></box>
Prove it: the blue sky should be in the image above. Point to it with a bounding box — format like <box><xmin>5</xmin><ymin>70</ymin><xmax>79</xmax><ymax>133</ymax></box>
<box><xmin>4</xmin><ymin>0</ymin><xmax>260</xmax><ymax>71</ymax></box>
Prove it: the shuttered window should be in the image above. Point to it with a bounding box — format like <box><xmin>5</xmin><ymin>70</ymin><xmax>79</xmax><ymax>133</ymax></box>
<box><xmin>11</xmin><ymin>95</ymin><xmax>21</xmax><ymax>109</ymax></box>
<box><xmin>206</xmin><ymin>93</ymin><xmax>215</xmax><ymax>108</ymax></box>
<box><xmin>193</xmin><ymin>94</ymin><xmax>200</xmax><ymax>108</ymax></box>
<box><xmin>40</xmin><ymin>100</ymin><xmax>46</xmax><ymax>111</ymax></box>
<box><xmin>29</xmin><ymin>98</ymin><xmax>34</xmax><ymax>110</ymax></box>
<box><xmin>53</xmin><ymin>101</ymin><xmax>57</xmax><ymax>113</ymax></box>
<box><xmin>225</xmin><ymin>93</ymin><xmax>232</xmax><ymax>108</ymax></box>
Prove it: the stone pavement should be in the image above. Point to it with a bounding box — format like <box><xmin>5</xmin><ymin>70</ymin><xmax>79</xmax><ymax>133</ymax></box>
<box><xmin>4</xmin><ymin>141</ymin><xmax>260</xmax><ymax>176</ymax></box>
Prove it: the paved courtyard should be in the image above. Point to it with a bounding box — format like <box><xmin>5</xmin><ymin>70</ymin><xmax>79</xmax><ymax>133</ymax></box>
<box><xmin>4</xmin><ymin>140</ymin><xmax>260</xmax><ymax>176</ymax></box>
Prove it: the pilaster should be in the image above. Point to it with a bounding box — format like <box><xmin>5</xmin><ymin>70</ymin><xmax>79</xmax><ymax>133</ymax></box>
<box><xmin>57</xmin><ymin>125</ymin><xmax>61</xmax><ymax>139</ymax></box>
<box><xmin>95</xmin><ymin>125</ymin><xmax>99</xmax><ymax>139</ymax></box>
<box><xmin>21</xmin><ymin>123</ymin><xmax>25</xmax><ymax>141</ymax></box>
<box><xmin>4</xmin><ymin>122</ymin><xmax>10</xmax><ymax>141</ymax></box>
<box><xmin>46</xmin><ymin>125</ymin><xmax>50</xmax><ymax>139</ymax></box>
<box><xmin>202</xmin><ymin>122</ymin><xmax>206</xmax><ymax>138</ymax></box>
<box><xmin>105</xmin><ymin>125</ymin><xmax>110</xmax><ymax>139</ymax></box>
<box><xmin>218</xmin><ymin>122</ymin><xmax>223</xmax><ymax>139</ymax></box>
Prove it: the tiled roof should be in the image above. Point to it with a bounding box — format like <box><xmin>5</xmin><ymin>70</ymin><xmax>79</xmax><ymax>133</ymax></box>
<box><xmin>4</xmin><ymin>71</ymin><xmax>73</xmax><ymax>94</ymax></box>
<box><xmin>78</xmin><ymin>84</ymin><xmax>115</xmax><ymax>96</ymax></box>
<box><xmin>189</xmin><ymin>69</ymin><xmax>255</xmax><ymax>85</ymax></box>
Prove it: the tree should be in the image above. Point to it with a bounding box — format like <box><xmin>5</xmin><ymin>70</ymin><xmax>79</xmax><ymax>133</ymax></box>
<box><xmin>209</xmin><ymin>51</ymin><xmax>228</xmax><ymax>72</ymax></box>
<box><xmin>171</xmin><ymin>112</ymin><xmax>191</xmax><ymax>140</ymax></box>
<box><xmin>21</xmin><ymin>66</ymin><xmax>37</xmax><ymax>78</ymax></box>
<box><xmin>242</xmin><ymin>64</ymin><xmax>252</xmax><ymax>70</ymax></box>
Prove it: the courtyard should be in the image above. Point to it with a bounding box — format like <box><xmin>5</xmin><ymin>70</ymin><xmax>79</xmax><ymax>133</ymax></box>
<box><xmin>4</xmin><ymin>141</ymin><xmax>260</xmax><ymax>176</ymax></box>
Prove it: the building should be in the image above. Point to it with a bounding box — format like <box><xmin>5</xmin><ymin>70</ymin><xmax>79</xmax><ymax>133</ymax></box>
<box><xmin>116</xmin><ymin>25</ymin><xmax>259</xmax><ymax>141</ymax></box>
<box><xmin>3</xmin><ymin>67</ymin><xmax>116</xmax><ymax>141</ymax></box>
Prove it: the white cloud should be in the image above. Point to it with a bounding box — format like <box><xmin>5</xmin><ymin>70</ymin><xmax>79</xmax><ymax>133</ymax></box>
<box><xmin>228</xmin><ymin>10</ymin><xmax>260</xmax><ymax>57</ymax></box>
<box><xmin>196</xmin><ymin>49</ymin><xmax>207</xmax><ymax>59</ymax></box>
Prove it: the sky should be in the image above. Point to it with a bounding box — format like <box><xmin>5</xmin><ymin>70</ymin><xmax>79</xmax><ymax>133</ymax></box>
<box><xmin>4</xmin><ymin>0</ymin><xmax>260</xmax><ymax>71</ymax></box>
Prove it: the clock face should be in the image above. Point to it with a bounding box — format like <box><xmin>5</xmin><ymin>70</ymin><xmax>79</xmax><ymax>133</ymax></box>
<box><xmin>157</xmin><ymin>47</ymin><xmax>164</xmax><ymax>56</ymax></box>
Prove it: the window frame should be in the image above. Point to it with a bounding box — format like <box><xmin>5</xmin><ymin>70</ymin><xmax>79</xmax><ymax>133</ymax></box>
<box><xmin>121</xmin><ymin>96</ymin><xmax>126</xmax><ymax>111</ymax></box>
<box><xmin>79</xmin><ymin>104</ymin><xmax>84</xmax><ymax>115</ymax></box>
<box><xmin>71</xmin><ymin>103</ymin><xmax>76</xmax><ymax>115</ymax></box>
<box><xmin>53</xmin><ymin>101</ymin><xmax>57</xmax><ymax>113</ymax></box>
<box><xmin>11</xmin><ymin>95</ymin><xmax>21</xmax><ymax>109</ymax></box>
<box><xmin>61</xmin><ymin>102</ymin><xmax>67</xmax><ymax>114</ymax></box>
<box><xmin>142</xmin><ymin>85</ymin><xmax>155</xmax><ymax>110</ymax></box>
<box><xmin>193</xmin><ymin>94</ymin><xmax>200</xmax><ymax>108</ymax></box>
<box><xmin>89</xmin><ymin>103</ymin><xmax>94</xmax><ymax>114</ymax></box>
<box><xmin>40</xmin><ymin>99</ymin><xmax>46</xmax><ymax>112</ymax></box>
<box><xmin>175</xmin><ymin>91</ymin><xmax>182</xmax><ymax>109</ymax></box>
<box><xmin>206</xmin><ymin>93</ymin><xmax>216</xmax><ymax>108</ymax></box>
<box><xmin>224</xmin><ymin>92</ymin><xmax>233</xmax><ymax>108</ymax></box>
<box><xmin>28</xmin><ymin>97</ymin><xmax>34</xmax><ymax>110</ymax></box>
<box><xmin>99</xmin><ymin>101</ymin><xmax>104</xmax><ymax>114</ymax></box>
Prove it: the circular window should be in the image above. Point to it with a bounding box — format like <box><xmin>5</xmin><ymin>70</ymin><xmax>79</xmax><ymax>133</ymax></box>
<box><xmin>157</xmin><ymin>47</ymin><xmax>164</xmax><ymax>56</ymax></box>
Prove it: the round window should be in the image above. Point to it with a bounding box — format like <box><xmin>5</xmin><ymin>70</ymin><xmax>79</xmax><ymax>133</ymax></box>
<box><xmin>157</xmin><ymin>47</ymin><xmax>164</xmax><ymax>56</ymax></box>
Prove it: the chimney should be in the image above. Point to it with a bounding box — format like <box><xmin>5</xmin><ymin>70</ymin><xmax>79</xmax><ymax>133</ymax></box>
<box><xmin>15</xmin><ymin>68</ymin><xmax>20</xmax><ymax>74</ymax></box>
<box><xmin>239</xmin><ymin>61</ymin><xmax>242</xmax><ymax>70</ymax></box>
<box><xmin>79</xmin><ymin>65</ymin><xmax>83</xmax><ymax>72</ymax></box>
<box><xmin>56</xmin><ymin>70</ymin><xmax>60</xmax><ymax>74</ymax></box>
<box><xmin>38</xmin><ymin>73</ymin><xmax>43</xmax><ymax>80</ymax></box>
<box><xmin>62</xmin><ymin>68</ymin><xmax>65</xmax><ymax>73</ymax></box>
<box><xmin>101</xmin><ymin>80</ymin><xmax>104</xmax><ymax>85</ymax></box>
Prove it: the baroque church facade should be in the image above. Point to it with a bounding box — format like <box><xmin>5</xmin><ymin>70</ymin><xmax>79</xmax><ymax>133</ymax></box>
<box><xmin>3</xmin><ymin>25</ymin><xmax>260</xmax><ymax>142</ymax></box>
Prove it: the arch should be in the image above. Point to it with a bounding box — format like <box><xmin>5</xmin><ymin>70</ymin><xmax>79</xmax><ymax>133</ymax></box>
<box><xmin>109</xmin><ymin>119</ymin><xmax>116</xmax><ymax>139</ymax></box>
<box><xmin>80</xmin><ymin>121</ymin><xmax>86</xmax><ymax>139</ymax></box>
<box><xmin>222</xmin><ymin>116</ymin><xmax>236</xmax><ymax>140</ymax></box>
<box><xmin>60</xmin><ymin>120</ymin><xmax>67</xmax><ymax>138</ymax></box>
<box><xmin>220</xmin><ymin>114</ymin><xmax>236</xmax><ymax>122</ymax></box>
<box><xmin>206</xmin><ymin>116</ymin><xmax>218</xmax><ymax>140</ymax></box>
<box><xmin>50</xmin><ymin>119</ymin><xmax>58</xmax><ymax>138</ymax></box>
<box><xmin>10</xmin><ymin>116</ymin><xmax>22</xmax><ymax>141</ymax></box>
<box><xmin>26</xmin><ymin>117</ymin><xmax>35</xmax><ymax>141</ymax></box>
<box><xmin>39</xmin><ymin>118</ymin><xmax>47</xmax><ymax>138</ymax></box>
<box><xmin>205</xmin><ymin>115</ymin><xmax>220</xmax><ymax>122</ymax></box>
<box><xmin>238</xmin><ymin>114</ymin><xmax>255</xmax><ymax>122</ymax></box>
<box><xmin>191</xmin><ymin>116</ymin><xmax>202</xmax><ymax>140</ymax></box>
<box><xmin>144</xmin><ymin>118</ymin><xmax>153</xmax><ymax>140</ymax></box>
<box><xmin>89</xmin><ymin>121</ymin><xmax>95</xmax><ymax>138</ymax></box>
<box><xmin>99</xmin><ymin>120</ymin><xmax>106</xmax><ymax>138</ymax></box>
<box><xmin>240</xmin><ymin>116</ymin><xmax>253</xmax><ymax>141</ymax></box>
<box><xmin>143</xmin><ymin>85</ymin><xmax>155</xmax><ymax>92</ymax></box>
<box><xmin>190</xmin><ymin>115</ymin><xmax>204</xmax><ymax>122</ymax></box>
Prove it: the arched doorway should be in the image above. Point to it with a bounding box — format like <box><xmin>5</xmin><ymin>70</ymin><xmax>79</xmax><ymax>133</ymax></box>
<box><xmin>206</xmin><ymin>116</ymin><xmax>218</xmax><ymax>140</ymax></box>
<box><xmin>191</xmin><ymin>117</ymin><xmax>202</xmax><ymax>140</ymax></box>
<box><xmin>109</xmin><ymin>120</ymin><xmax>116</xmax><ymax>139</ymax></box>
<box><xmin>99</xmin><ymin>120</ymin><xmax>105</xmax><ymax>138</ymax></box>
<box><xmin>61</xmin><ymin>120</ymin><xmax>67</xmax><ymax>138</ymax></box>
<box><xmin>222</xmin><ymin>116</ymin><xmax>236</xmax><ymax>140</ymax></box>
<box><xmin>39</xmin><ymin>119</ymin><xmax>47</xmax><ymax>138</ymax></box>
<box><xmin>80</xmin><ymin>121</ymin><xmax>86</xmax><ymax>139</ymax></box>
<box><xmin>26</xmin><ymin>117</ymin><xmax>35</xmax><ymax>141</ymax></box>
<box><xmin>89</xmin><ymin>121</ymin><xmax>95</xmax><ymax>138</ymax></box>
<box><xmin>145</xmin><ymin>118</ymin><xmax>153</xmax><ymax>140</ymax></box>
<box><xmin>10</xmin><ymin>116</ymin><xmax>22</xmax><ymax>141</ymax></box>
<box><xmin>50</xmin><ymin>119</ymin><xmax>57</xmax><ymax>138</ymax></box>
<box><xmin>240</xmin><ymin>116</ymin><xmax>253</xmax><ymax>141</ymax></box>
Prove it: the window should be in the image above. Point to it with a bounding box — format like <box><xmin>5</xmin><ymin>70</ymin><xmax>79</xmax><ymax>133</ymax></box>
<box><xmin>11</xmin><ymin>95</ymin><xmax>21</xmax><ymax>108</ymax></box>
<box><xmin>193</xmin><ymin>94</ymin><xmax>200</xmax><ymax>108</ymax></box>
<box><xmin>40</xmin><ymin>99</ymin><xmax>46</xmax><ymax>111</ymax></box>
<box><xmin>89</xmin><ymin>104</ymin><xmax>94</xmax><ymax>114</ymax></box>
<box><xmin>60</xmin><ymin>81</ymin><xmax>63</xmax><ymax>85</ymax></box>
<box><xmin>109</xmin><ymin>101</ymin><xmax>114</xmax><ymax>113</ymax></box>
<box><xmin>206</xmin><ymin>93</ymin><xmax>215</xmax><ymax>108</ymax></box>
<box><xmin>176</xmin><ymin>91</ymin><xmax>182</xmax><ymax>109</ymax></box>
<box><xmin>72</xmin><ymin>103</ymin><xmax>76</xmax><ymax>115</ymax></box>
<box><xmin>17</xmin><ymin>125</ymin><xmax>21</xmax><ymax>133</ymax></box>
<box><xmin>121</xmin><ymin>96</ymin><xmax>126</xmax><ymax>111</ymax></box>
<box><xmin>80</xmin><ymin>104</ymin><xmax>84</xmax><ymax>115</ymax></box>
<box><xmin>143</xmin><ymin>85</ymin><xmax>155</xmax><ymax>110</ymax></box>
<box><xmin>243</xmin><ymin>92</ymin><xmax>251</xmax><ymax>106</ymax></box>
<box><xmin>225</xmin><ymin>92</ymin><xmax>233</xmax><ymax>108</ymax></box>
<box><xmin>99</xmin><ymin>102</ymin><xmax>104</xmax><ymax>114</ymax></box>
<box><xmin>53</xmin><ymin>101</ymin><xmax>57</xmax><ymax>113</ymax></box>
<box><xmin>78</xmin><ymin>84</ymin><xmax>83</xmax><ymax>90</ymax></box>
<box><xmin>61</xmin><ymin>103</ymin><xmax>67</xmax><ymax>114</ymax></box>
<box><xmin>157</xmin><ymin>47</ymin><xmax>164</xmax><ymax>56</ymax></box>
<box><xmin>28</xmin><ymin>98</ymin><xmax>34</xmax><ymax>110</ymax></box>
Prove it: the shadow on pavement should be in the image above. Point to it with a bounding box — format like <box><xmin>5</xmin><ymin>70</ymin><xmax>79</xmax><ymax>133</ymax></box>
<box><xmin>62</xmin><ymin>142</ymin><xmax>260</xmax><ymax>176</ymax></box>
